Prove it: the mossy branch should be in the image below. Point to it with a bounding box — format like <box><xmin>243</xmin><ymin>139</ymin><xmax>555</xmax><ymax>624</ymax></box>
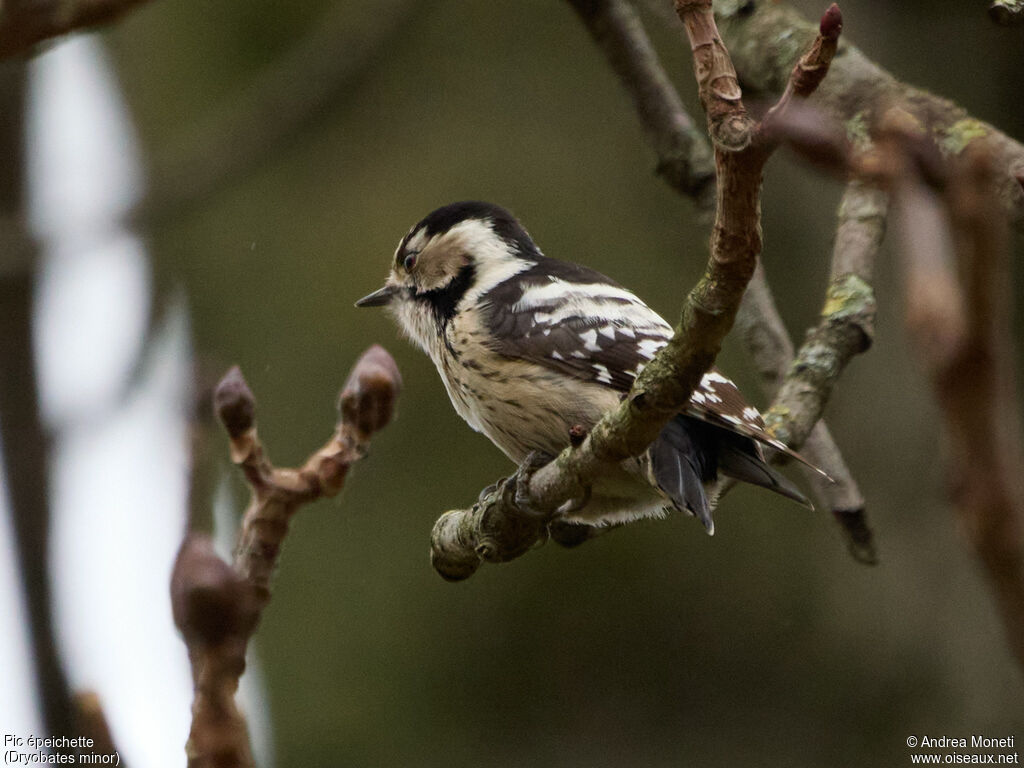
<box><xmin>712</xmin><ymin>0</ymin><xmax>1024</xmax><ymax>231</ymax></box>
<box><xmin>569</xmin><ymin>0</ymin><xmax>871</xmax><ymax>555</ymax></box>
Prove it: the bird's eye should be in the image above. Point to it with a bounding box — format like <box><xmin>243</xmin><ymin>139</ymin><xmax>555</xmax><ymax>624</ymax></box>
<box><xmin>404</xmin><ymin>252</ymin><xmax>418</xmax><ymax>271</ymax></box>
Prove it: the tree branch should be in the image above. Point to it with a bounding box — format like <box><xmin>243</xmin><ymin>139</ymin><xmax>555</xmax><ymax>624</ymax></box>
<box><xmin>172</xmin><ymin>346</ymin><xmax>400</xmax><ymax>766</ymax></box>
<box><xmin>569</xmin><ymin>0</ymin><xmax>871</xmax><ymax>559</ymax></box>
<box><xmin>566</xmin><ymin>0</ymin><xmax>716</xmax><ymax>208</ymax></box>
<box><xmin>429</xmin><ymin>1</ymin><xmax>841</xmax><ymax>581</ymax></box>
<box><xmin>711</xmin><ymin>0</ymin><xmax>1024</xmax><ymax>231</ymax></box>
<box><xmin>737</xmin><ymin>261</ymin><xmax>878</xmax><ymax>565</ymax></box>
<box><xmin>0</xmin><ymin>0</ymin><xmax>152</xmax><ymax>58</ymax></box>
<box><xmin>896</xmin><ymin>137</ymin><xmax>1024</xmax><ymax>672</ymax></box>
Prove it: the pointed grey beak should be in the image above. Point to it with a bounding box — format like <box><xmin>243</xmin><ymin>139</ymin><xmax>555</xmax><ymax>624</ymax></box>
<box><xmin>355</xmin><ymin>285</ymin><xmax>397</xmax><ymax>308</ymax></box>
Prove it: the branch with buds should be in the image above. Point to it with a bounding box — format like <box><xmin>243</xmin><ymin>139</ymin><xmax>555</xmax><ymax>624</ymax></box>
<box><xmin>744</xmin><ymin>83</ymin><xmax>1024</xmax><ymax>669</ymax></box>
<box><xmin>430</xmin><ymin>1</ymin><xmax>842</xmax><ymax>581</ymax></box>
<box><xmin>714</xmin><ymin>0</ymin><xmax>1024</xmax><ymax>231</ymax></box>
<box><xmin>171</xmin><ymin>346</ymin><xmax>400</xmax><ymax>767</ymax></box>
<box><xmin>567</xmin><ymin>0</ymin><xmax>875</xmax><ymax>560</ymax></box>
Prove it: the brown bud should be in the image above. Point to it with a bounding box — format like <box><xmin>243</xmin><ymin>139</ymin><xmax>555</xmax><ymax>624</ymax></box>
<box><xmin>214</xmin><ymin>366</ymin><xmax>256</xmax><ymax>438</ymax></box>
<box><xmin>339</xmin><ymin>345</ymin><xmax>402</xmax><ymax>435</ymax></box>
<box><xmin>171</xmin><ymin>535</ymin><xmax>257</xmax><ymax>645</ymax></box>
<box><xmin>819</xmin><ymin>3</ymin><xmax>843</xmax><ymax>39</ymax></box>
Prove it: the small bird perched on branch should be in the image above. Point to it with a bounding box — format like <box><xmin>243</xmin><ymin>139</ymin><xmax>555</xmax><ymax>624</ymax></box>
<box><xmin>357</xmin><ymin>201</ymin><xmax>822</xmax><ymax>534</ymax></box>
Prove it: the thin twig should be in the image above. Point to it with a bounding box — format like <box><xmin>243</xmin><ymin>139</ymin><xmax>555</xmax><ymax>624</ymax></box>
<box><xmin>570</xmin><ymin>0</ymin><xmax>870</xmax><ymax>557</ymax></box>
<box><xmin>429</xmin><ymin>0</ymin><xmax>841</xmax><ymax>581</ymax></box>
<box><xmin>172</xmin><ymin>346</ymin><xmax>401</xmax><ymax>766</ymax></box>
<box><xmin>894</xmin><ymin>130</ymin><xmax>1024</xmax><ymax>671</ymax></box>
<box><xmin>711</xmin><ymin>0</ymin><xmax>1024</xmax><ymax>231</ymax></box>
<box><xmin>566</xmin><ymin>0</ymin><xmax>715</xmax><ymax>208</ymax></box>
<box><xmin>761</xmin><ymin>200</ymin><xmax>879</xmax><ymax>451</ymax></box>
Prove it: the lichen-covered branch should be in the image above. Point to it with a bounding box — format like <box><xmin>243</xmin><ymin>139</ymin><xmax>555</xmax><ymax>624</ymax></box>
<box><xmin>569</xmin><ymin>0</ymin><xmax>869</xmax><ymax>559</ymax></box>
<box><xmin>429</xmin><ymin>1</ymin><xmax>841</xmax><ymax>581</ymax></box>
<box><xmin>172</xmin><ymin>346</ymin><xmax>400</xmax><ymax>766</ymax></box>
<box><xmin>712</xmin><ymin>0</ymin><xmax>1024</xmax><ymax>231</ymax></box>
<box><xmin>0</xmin><ymin>0</ymin><xmax>153</xmax><ymax>58</ymax></box>
<box><xmin>762</xmin><ymin>182</ymin><xmax>884</xmax><ymax>456</ymax></box>
<box><xmin>737</xmin><ymin>263</ymin><xmax>877</xmax><ymax>565</ymax></box>
<box><xmin>895</xmin><ymin>139</ymin><xmax>1024</xmax><ymax>672</ymax></box>
<box><xmin>737</xmin><ymin>183</ymin><xmax>884</xmax><ymax>448</ymax></box>
<box><xmin>565</xmin><ymin>0</ymin><xmax>716</xmax><ymax>207</ymax></box>
<box><xmin>761</xmin><ymin>271</ymin><xmax>875</xmax><ymax>451</ymax></box>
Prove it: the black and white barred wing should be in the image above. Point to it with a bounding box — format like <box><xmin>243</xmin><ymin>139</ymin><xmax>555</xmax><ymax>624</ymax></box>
<box><xmin>480</xmin><ymin>258</ymin><xmax>828</xmax><ymax>476</ymax></box>
<box><xmin>683</xmin><ymin>369</ymin><xmax>829</xmax><ymax>476</ymax></box>
<box><xmin>480</xmin><ymin>260</ymin><xmax>673</xmax><ymax>393</ymax></box>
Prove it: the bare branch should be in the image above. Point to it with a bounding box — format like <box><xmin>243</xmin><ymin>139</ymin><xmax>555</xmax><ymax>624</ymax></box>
<box><xmin>0</xmin><ymin>0</ymin><xmax>152</xmax><ymax>58</ymax></box>
<box><xmin>569</xmin><ymin>0</ymin><xmax>870</xmax><ymax>557</ymax></box>
<box><xmin>430</xmin><ymin>1</ymin><xmax>841</xmax><ymax>581</ymax></box>
<box><xmin>0</xmin><ymin>59</ymin><xmax>77</xmax><ymax>742</ymax></box>
<box><xmin>712</xmin><ymin>0</ymin><xmax>1024</xmax><ymax>231</ymax></box>
<box><xmin>898</xmin><ymin>140</ymin><xmax>1024</xmax><ymax>671</ymax></box>
<box><xmin>566</xmin><ymin>0</ymin><xmax>715</xmax><ymax>207</ymax></box>
<box><xmin>173</xmin><ymin>347</ymin><xmax>401</xmax><ymax>765</ymax></box>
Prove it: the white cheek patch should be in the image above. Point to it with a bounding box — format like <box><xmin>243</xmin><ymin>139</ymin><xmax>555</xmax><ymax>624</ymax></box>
<box><xmin>424</xmin><ymin>219</ymin><xmax>535</xmax><ymax>305</ymax></box>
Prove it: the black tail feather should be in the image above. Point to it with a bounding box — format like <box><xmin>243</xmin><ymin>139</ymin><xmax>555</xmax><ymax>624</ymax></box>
<box><xmin>716</xmin><ymin>437</ymin><xmax>813</xmax><ymax>508</ymax></box>
<box><xmin>650</xmin><ymin>418</ymin><xmax>716</xmax><ymax>534</ymax></box>
<box><xmin>650</xmin><ymin>416</ymin><xmax>813</xmax><ymax>534</ymax></box>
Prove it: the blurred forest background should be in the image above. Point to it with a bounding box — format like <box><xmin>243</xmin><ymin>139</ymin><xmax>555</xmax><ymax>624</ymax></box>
<box><xmin>2</xmin><ymin>0</ymin><xmax>1023</xmax><ymax>766</ymax></box>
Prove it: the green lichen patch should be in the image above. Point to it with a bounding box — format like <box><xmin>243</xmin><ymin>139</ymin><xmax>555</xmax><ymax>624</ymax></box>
<box><xmin>821</xmin><ymin>274</ymin><xmax>874</xmax><ymax>322</ymax></box>
<box><xmin>937</xmin><ymin>118</ymin><xmax>989</xmax><ymax>156</ymax></box>
<box><xmin>844</xmin><ymin>112</ymin><xmax>871</xmax><ymax>150</ymax></box>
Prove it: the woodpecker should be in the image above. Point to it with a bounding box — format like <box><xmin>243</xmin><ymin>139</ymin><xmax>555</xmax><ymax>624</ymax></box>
<box><xmin>356</xmin><ymin>201</ymin><xmax>821</xmax><ymax>534</ymax></box>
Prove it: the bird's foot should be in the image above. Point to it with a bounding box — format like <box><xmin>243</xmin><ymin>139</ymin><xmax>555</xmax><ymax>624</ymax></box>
<box><xmin>511</xmin><ymin>451</ymin><xmax>555</xmax><ymax>519</ymax></box>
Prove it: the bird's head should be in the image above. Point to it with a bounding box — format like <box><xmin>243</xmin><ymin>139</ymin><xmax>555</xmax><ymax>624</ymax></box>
<box><xmin>355</xmin><ymin>201</ymin><xmax>540</xmax><ymax>351</ymax></box>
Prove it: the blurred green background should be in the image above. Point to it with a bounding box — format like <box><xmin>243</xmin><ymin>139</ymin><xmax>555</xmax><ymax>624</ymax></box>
<box><xmin>106</xmin><ymin>0</ymin><xmax>1023</xmax><ymax>764</ymax></box>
